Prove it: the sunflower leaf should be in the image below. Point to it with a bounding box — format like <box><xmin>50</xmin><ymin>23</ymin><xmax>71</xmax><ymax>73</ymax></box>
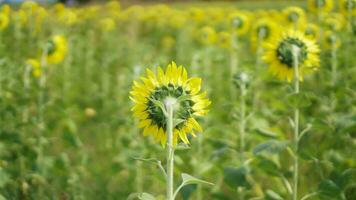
<box><xmin>138</xmin><ymin>193</ymin><xmax>156</xmax><ymax>200</ymax></box>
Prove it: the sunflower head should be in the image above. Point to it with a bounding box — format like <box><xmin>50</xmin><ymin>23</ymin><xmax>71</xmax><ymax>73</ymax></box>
<box><xmin>323</xmin><ymin>31</ymin><xmax>342</xmax><ymax>49</ymax></box>
<box><xmin>45</xmin><ymin>35</ymin><xmax>68</xmax><ymax>65</ymax></box>
<box><xmin>283</xmin><ymin>7</ymin><xmax>306</xmax><ymax>29</ymax></box>
<box><xmin>308</xmin><ymin>0</ymin><xmax>334</xmax><ymax>13</ymax></box>
<box><xmin>324</xmin><ymin>17</ymin><xmax>343</xmax><ymax>31</ymax></box>
<box><xmin>26</xmin><ymin>59</ymin><xmax>41</xmax><ymax>78</ymax></box>
<box><xmin>339</xmin><ymin>0</ymin><xmax>356</xmax><ymax>15</ymax></box>
<box><xmin>99</xmin><ymin>17</ymin><xmax>116</xmax><ymax>32</ymax></box>
<box><xmin>0</xmin><ymin>13</ymin><xmax>9</xmax><ymax>30</ymax></box>
<box><xmin>216</xmin><ymin>31</ymin><xmax>231</xmax><ymax>49</ymax></box>
<box><xmin>130</xmin><ymin>62</ymin><xmax>211</xmax><ymax>147</ymax></box>
<box><xmin>304</xmin><ymin>23</ymin><xmax>320</xmax><ymax>40</ymax></box>
<box><xmin>263</xmin><ymin>31</ymin><xmax>320</xmax><ymax>82</ymax></box>
<box><xmin>229</xmin><ymin>12</ymin><xmax>250</xmax><ymax>35</ymax></box>
<box><xmin>198</xmin><ymin>26</ymin><xmax>217</xmax><ymax>45</ymax></box>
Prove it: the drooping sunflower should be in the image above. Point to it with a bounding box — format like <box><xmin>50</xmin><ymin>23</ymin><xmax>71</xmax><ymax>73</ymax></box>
<box><xmin>323</xmin><ymin>31</ymin><xmax>342</xmax><ymax>49</ymax></box>
<box><xmin>130</xmin><ymin>62</ymin><xmax>211</xmax><ymax>146</ymax></box>
<box><xmin>304</xmin><ymin>23</ymin><xmax>320</xmax><ymax>40</ymax></box>
<box><xmin>283</xmin><ymin>7</ymin><xmax>307</xmax><ymax>30</ymax></box>
<box><xmin>229</xmin><ymin>11</ymin><xmax>250</xmax><ymax>35</ymax></box>
<box><xmin>339</xmin><ymin>0</ymin><xmax>356</xmax><ymax>15</ymax></box>
<box><xmin>263</xmin><ymin>31</ymin><xmax>320</xmax><ymax>82</ymax></box>
<box><xmin>308</xmin><ymin>0</ymin><xmax>334</xmax><ymax>13</ymax></box>
<box><xmin>216</xmin><ymin>31</ymin><xmax>231</xmax><ymax>49</ymax></box>
<box><xmin>250</xmin><ymin>18</ymin><xmax>278</xmax><ymax>51</ymax></box>
<box><xmin>198</xmin><ymin>26</ymin><xmax>217</xmax><ymax>45</ymax></box>
<box><xmin>45</xmin><ymin>35</ymin><xmax>68</xmax><ymax>65</ymax></box>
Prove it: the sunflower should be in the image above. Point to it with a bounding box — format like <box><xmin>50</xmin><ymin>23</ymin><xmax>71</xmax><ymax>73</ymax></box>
<box><xmin>130</xmin><ymin>62</ymin><xmax>211</xmax><ymax>146</ymax></box>
<box><xmin>26</xmin><ymin>59</ymin><xmax>41</xmax><ymax>78</ymax></box>
<box><xmin>229</xmin><ymin>11</ymin><xmax>250</xmax><ymax>35</ymax></box>
<box><xmin>308</xmin><ymin>0</ymin><xmax>334</xmax><ymax>13</ymax></box>
<box><xmin>0</xmin><ymin>12</ymin><xmax>9</xmax><ymax>30</ymax></box>
<box><xmin>45</xmin><ymin>35</ymin><xmax>68</xmax><ymax>65</ymax></box>
<box><xmin>323</xmin><ymin>31</ymin><xmax>342</xmax><ymax>49</ymax></box>
<box><xmin>250</xmin><ymin>18</ymin><xmax>278</xmax><ymax>51</ymax></box>
<box><xmin>304</xmin><ymin>23</ymin><xmax>320</xmax><ymax>40</ymax></box>
<box><xmin>324</xmin><ymin>17</ymin><xmax>343</xmax><ymax>31</ymax></box>
<box><xmin>263</xmin><ymin>31</ymin><xmax>320</xmax><ymax>82</ymax></box>
<box><xmin>198</xmin><ymin>26</ymin><xmax>217</xmax><ymax>45</ymax></box>
<box><xmin>98</xmin><ymin>17</ymin><xmax>116</xmax><ymax>32</ymax></box>
<box><xmin>283</xmin><ymin>7</ymin><xmax>307</xmax><ymax>30</ymax></box>
<box><xmin>339</xmin><ymin>0</ymin><xmax>356</xmax><ymax>15</ymax></box>
<box><xmin>216</xmin><ymin>31</ymin><xmax>231</xmax><ymax>49</ymax></box>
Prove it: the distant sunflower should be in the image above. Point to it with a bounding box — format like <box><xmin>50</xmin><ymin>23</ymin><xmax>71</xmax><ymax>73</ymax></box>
<box><xmin>198</xmin><ymin>26</ymin><xmax>217</xmax><ymax>45</ymax></box>
<box><xmin>263</xmin><ymin>31</ymin><xmax>320</xmax><ymax>82</ymax></box>
<box><xmin>130</xmin><ymin>62</ymin><xmax>211</xmax><ymax>146</ymax></box>
<box><xmin>0</xmin><ymin>12</ymin><xmax>9</xmax><ymax>30</ymax></box>
<box><xmin>323</xmin><ymin>31</ymin><xmax>341</xmax><ymax>49</ymax></box>
<box><xmin>283</xmin><ymin>7</ymin><xmax>307</xmax><ymax>30</ymax></box>
<box><xmin>229</xmin><ymin>12</ymin><xmax>250</xmax><ymax>35</ymax></box>
<box><xmin>304</xmin><ymin>23</ymin><xmax>320</xmax><ymax>40</ymax></box>
<box><xmin>26</xmin><ymin>59</ymin><xmax>41</xmax><ymax>78</ymax></box>
<box><xmin>308</xmin><ymin>0</ymin><xmax>334</xmax><ymax>13</ymax></box>
<box><xmin>216</xmin><ymin>31</ymin><xmax>231</xmax><ymax>49</ymax></box>
<box><xmin>45</xmin><ymin>35</ymin><xmax>68</xmax><ymax>65</ymax></box>
<box><xmin>339</xmin><ymin>0</ymin><xmax>356</xmax><ymax>15</ymax></box>
<box><xmin>250</xmin><ymin>18</ymin><xmax>278</xmax><ymax>50</ymax></box>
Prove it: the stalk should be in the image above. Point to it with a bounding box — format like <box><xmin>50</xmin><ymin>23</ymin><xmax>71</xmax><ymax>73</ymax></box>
<box><xmin>239</xmin><ymin>79</ymin><xmax>247</xmax><ymax>162</ymax></box>
<box><xmin>255</xmin><ymin>29</ymin><xmax>264</xmax><ymax>68</ymax></box>
<box><xmin>23</xmin><ymin>64</ymin><xmax>31</xmax><ymax>123</ymax></box>
<box><xmin>166</xmin><ymin>101</ymin><xmax>175</xmax><ymax>200</ymax></box>
<box><xmin>292</xmin><ymin>46</ymin><xmax>300</xmax><ymax>200</ymax></box>
<box><xmin>331</xmin><ymin>40</ymin><xmax>338</xmax><ymax>86</ymax></box>
<box><xmin>230</xmin><ymin>32</ymin><xmax>238</xmax><ymax>101</ymax></box>
<box><xmin>38</xmin><ymin>46</ymin><xmax>48</xmax><ymax>127</ymax></box>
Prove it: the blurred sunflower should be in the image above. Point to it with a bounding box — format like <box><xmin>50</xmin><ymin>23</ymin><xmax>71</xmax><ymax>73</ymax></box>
<box><xmin>323</xmin><ymin>31</ymin><xmax>341</xmax><ymax>49</ymax></box>
<box><xmin>217</xmin><ymin>31</ymin><xmax>231</xmax><ymax>49</ymax></box>
<box><xmin>198</xmin><ymin>26</ymin><xmax>217</xmax><ymax>45</ymax></box>
<box><xmin>229</xmin><ymin>11</ymin><xmax>250</xmax><ymax>35</ymax></box>
<box><xmin>308</xmin><ymin>0</ymin><xmax>334</xmax><ymax>13</ymax></box>
<box><xmin>263</xmin><ymin>31</ymin><xmax>320</xmax><ymax>82</ymax></box>
<box><xmin>250</xmin><ymin>18</ymin><xmax>278</xmax><ymax>51</ymax></box>
<box><xmin>324</xmin><ymin>17</ymin><xmax>343</xmax><ymax>31</ymax></box>
<box><xmin>0</xmin><ymin>12</ymin><xmax>9</xmax><ymax>30</ymax></box>
<box><xmin>26</xmin><ymin>59</ymin><xmax>41</xmax><ymax>78</ymax></box>
<box><xmin>339</xmin><ymin>0</ymin><xmax>356</xmax><ymax>15</ymax></box>
<box><xmin>130</xmin><ymin>62</ymin><xmax>211</xmax><ymax>146</ymax></box>
<box><xmin>45</xmin><ymin>35</ymin><xmax>68</xmax><ymax>65</ymax></box>
<box><xmin>304</xmin><ymin>23</ymin><xmax>320</xmax><ymax>40</ymax></box>
<box><xmin>99</xmin><ymin>18</ymin><xmax>116</xmax><ymax>32</ymax></box>
<box><xmin>283</xmin><ymin>7</ymin><xmax>307</xmax><ymax>30</ymax></box>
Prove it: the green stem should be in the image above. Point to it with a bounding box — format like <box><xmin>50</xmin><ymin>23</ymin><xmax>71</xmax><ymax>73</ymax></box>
<box><xmin>230</xmin><ymin>32</ymin><xmax>238</xmax><ymax>101</ymax></box>
<box><xmin>292</xmin><ymin>46</ymin><xmax>300</xmax><ymax>200</ymax></box>
<box><xmin>331</xmin><ymin>42</ymin><xmax>338</xmax><ymax>86</ymax></box>
<box><xmin>239</xmin><ymin>81</ymin><xmax>246</xmax><ymax>162</ymax></box>
<box><xmin>166</xmin><ymin>103</ymin><xmax>175</xmax><ymax>200</ymax></box>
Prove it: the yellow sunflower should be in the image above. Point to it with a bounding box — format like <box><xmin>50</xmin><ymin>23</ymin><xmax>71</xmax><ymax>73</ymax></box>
<box><xmin>130</xmin><ymin>62</ymin><xmax>211</xmax><ymax>147</ymax></box>
<box><xmin>308</xmin><ymin>0</ymin><xmax>334</xmax><ymax>13</ymax></box>
<box><xmin>0</xmin><ymin>12</ymin><xmax>9</xmax><ymax>30</ymax></box>
<box><xmin>324</xmin><ymin>17</ymin><xmax>343</xmax><ymax>31</ymax></box>
<box><xmin>229</xmin><ymin>11</ymin><xmax>250</xmax><ymax>35</ymax></box>
<box><xmin>283</xmin><ymin>7</ymin><xmax>307</xmax><ymax>30</ymax></box>
<box><xmin>45</xmin><ymin>35</ymin><xmax>68</xmax><ymax>65</ymax></box>
<box><xmin>98</xmin><ymin>17</ymin><xmax>116</xmax><ymax>32</ymax></box>
<box><xmin>323</xmin><ymin>31</ymin><xmax>342</xmax><ymax>49</ymax></box>
<box><xmin>216</xmin><ymin>31</ymin><xmax>231</xmax><ymax>49</ymax></box>
<box><xmin>250</xmin><ymin>18</ymin><xmax>278</xmax><ymax>51</ymax></box>
<box><xmin>339</xmin><ymin>0</ymin><xmax>356</xmax><ymax>15</ymax></box>
<box><xmin>304</xmin><ymin>23</ymin><xmax>321</xmax><ymax>40</ymax></box>
<box><xmin>198</xmin><ymin>26</ymin><xmax>217</xmax><ymax>45</ymax></box>
<box><xmin>26</xmin><ymin>59</ymin><xmax>41</xmax><ymax>78</ymax></box>
<box><xmin>263</xmin><ymin>31</ymin><xmax>320</xmax><ymax>82</ymax></box>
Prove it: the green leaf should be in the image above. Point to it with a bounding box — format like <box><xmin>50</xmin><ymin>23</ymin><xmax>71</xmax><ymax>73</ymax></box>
<box><xmin>286</xmin><ymin>92</ymin><xmax>313</xmax><ymax>108</ymax></box>
<box><xmin>138</xmin><ymin>193</ymin><xmax>156</xmax><ymax>200</ymax></box>
<box><xmin>223</xmin><ymin>167</ymin><xmax>251</xmax><ymax>189</ymax></box>
<box><xmin>255</xmin><ymin>158</ymin><xmax>280</xmax><ymax>176</ymax></box>
<box><xmin>181</xmin><ymin>173</ymin><xmax>214</xmax><ymax>186</ymax></box>
<box><xmin>318</xmin><ymin>179</ymin><xmax>342</xmax><ymax>197</ymax></box>
<box><xmin>0</xmin><ymin>194</ymin><xmax>7</xmax><ymax>200</ymax></box>
<box><xmin>254</xmin><ymin>128</ymin><xmax>278</xmax><ymax>139</ymax></box>
<box><xmin>265</xmin><ymin>190</ymin><xmax>284</xmax><ymax>200</ymax></box>
<box><xmin>253</xmin><ymin>140</ymin><xmax>288</xmax><ymax>156</ymax></box>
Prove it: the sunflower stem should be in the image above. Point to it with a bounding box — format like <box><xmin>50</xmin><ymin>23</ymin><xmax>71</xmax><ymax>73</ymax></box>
<box><xmin>331</xmin><ymin>40</ymin><xmax>338</xmax><ymax>86</ymax></box>
<box><xmin>230</xmin><ymin>32</ymin><xmax>238</xmax><ymax>102</ymax></box>
<box><xmin>292</xmin><ymin>46</ymin><xmax>300</xmax><ymax>200</ymax></box>
<box><xmin>166</xmin><ymin>102</ymin><xmax>175</xmax><ymax>200</ymax></box>
<box><xmin>239</xmin><ymin>79</ymin><xmax>247</xmax><ymax>163</ymax></box>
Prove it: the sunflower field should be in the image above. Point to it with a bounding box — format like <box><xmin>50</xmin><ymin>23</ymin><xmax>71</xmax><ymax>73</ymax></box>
<box><xmin>0</xmin><ymin>0</ymin><xmax>355</xmax><ymax>199</ymax></box>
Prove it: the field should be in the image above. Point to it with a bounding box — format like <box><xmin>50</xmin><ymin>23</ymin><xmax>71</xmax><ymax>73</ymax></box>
<box><xmin>0</xmin><ymin>0</ymin><xmax>355</xmax><ymax>199</ymax></box>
